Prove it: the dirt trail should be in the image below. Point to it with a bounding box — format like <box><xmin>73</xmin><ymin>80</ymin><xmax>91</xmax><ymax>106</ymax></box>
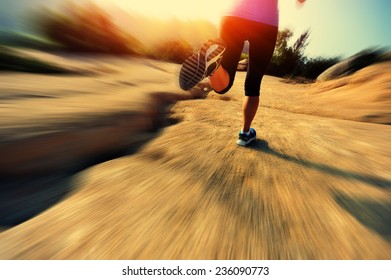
<box><xmin>0</xmin><ymin>57</ymin><xmax>390</xmax><ymax>259</ymax></box>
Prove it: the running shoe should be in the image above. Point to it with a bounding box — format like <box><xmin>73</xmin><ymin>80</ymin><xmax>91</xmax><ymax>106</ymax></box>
<box><xmin>236</xmin><ymin>128</ymin><xmax>257</xmax><ymax>146</ymax></box>
<box><xmin>179</xmin><ymin>38</ymin><xmax>225</xmax><ymax>91</ymax></box>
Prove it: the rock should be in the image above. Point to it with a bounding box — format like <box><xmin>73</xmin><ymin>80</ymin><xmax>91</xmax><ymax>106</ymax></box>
<box><xmin>317</xmin><ymin>49</ymin><xmax>385</xmax><ymax>82</ymax></box>
<box><xmin>237</xmin><ymin>58</ymin><xmax>248</xmax><ymax>71</ymax></box>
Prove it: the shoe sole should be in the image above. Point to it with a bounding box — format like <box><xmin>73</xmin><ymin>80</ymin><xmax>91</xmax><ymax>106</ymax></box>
<box><xmin>179</xmin><ymin>39</ymin><xmax>225</xmax><ymax>91</ymax></box>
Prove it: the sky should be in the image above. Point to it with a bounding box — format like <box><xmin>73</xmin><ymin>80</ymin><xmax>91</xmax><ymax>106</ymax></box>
<box><xmin>94</xmin><ymin>0</ymin><xmax>391</xmax><ymax>59</ymax></box>
<box><xmin>1</xmin><ymin>0</ymin><xmax>390</xmax><ymax>58</ymax></box>
<box><xmin>278</xmin><ymin>0</ymin><xmax>391</xmax><ymax>58</ymax></box>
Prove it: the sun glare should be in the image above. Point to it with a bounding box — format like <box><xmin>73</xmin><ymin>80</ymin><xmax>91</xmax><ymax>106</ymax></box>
<box><xmin>98</xmin><ymin>0</ymin><xmax>236</xmax><ymax>23</ymax></box>
<box><xmin>93</xmin><ymin>0</ymin><xmax>308</xmax><ymax>26</ymax></box>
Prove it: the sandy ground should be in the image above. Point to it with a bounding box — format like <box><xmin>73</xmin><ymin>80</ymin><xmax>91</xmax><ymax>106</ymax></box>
<box><xmin>0</xmin><ymin>52</ymin><xmax>390</xmax><ymax>259</ymax></box>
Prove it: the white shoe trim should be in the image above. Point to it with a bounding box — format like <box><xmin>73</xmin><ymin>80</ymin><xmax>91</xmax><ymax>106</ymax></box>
<box><xmin>236</xmin><ymin>137</ymin><xmax>256</xmax><ymax>147</ymax></box>
<box><xmin>204</xmin><ymin>44</ymin><xmax>224</xmax><ymax>72</ymax></box>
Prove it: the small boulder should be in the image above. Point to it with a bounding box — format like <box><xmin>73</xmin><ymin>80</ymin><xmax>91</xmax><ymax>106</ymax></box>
<box><xmin>237</xmin><ymin>59</ymin><xmax>248</xmax><ymax>71</ymax></box>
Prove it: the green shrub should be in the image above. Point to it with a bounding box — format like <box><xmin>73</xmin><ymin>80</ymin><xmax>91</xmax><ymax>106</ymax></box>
<box><xmin>301</xmin><ymin>56</ymin><xmax>341</xmax><ymax>80</ymax></box>
<box><xmin>240</xmin><ymin>53</ymin><xmax>249</xmax><ymax>60</ymax></box>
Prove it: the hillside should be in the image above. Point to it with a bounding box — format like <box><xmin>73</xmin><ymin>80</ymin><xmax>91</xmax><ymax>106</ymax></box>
<box><xmin>0</xmin><ymin>53</ymin><xmax>390</xmax><ymax>259</ymax></box>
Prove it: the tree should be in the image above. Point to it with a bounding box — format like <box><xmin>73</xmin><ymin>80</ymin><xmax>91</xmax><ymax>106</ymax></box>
<box><xmin>268</xmin><ymin>28</ymin><xmax>310</xmax><ymax>77</ymax></box>
<box><xmin>291</xmin><ymin>29</ymin><xmax>310</xmax><ymax>75</ymax></box>
<box><xmin>33</xmin><ymin>1</ymin><xmax>143</xmax><ymax>54</ymax></box>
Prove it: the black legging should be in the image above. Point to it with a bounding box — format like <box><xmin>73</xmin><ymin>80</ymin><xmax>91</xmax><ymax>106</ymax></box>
<box><xmin>216</xmin><ymin>16</ymin><xmax>278</xmax><ymax>96</ymax></box>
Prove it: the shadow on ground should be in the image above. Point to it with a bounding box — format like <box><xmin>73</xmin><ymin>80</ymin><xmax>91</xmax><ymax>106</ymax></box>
<box><xmin>335</xmin><ymin>194</ymin><xmax>391</xmax><ymax>239</ymax></box>
<box><xmin>249</xmin><ymin>139</ymin><xmax>391</xmax><ymax>241</ymax></box>
<box><xmin>0</xmin><ymin>130</ymin><xmax>161</xmax><ymax>229</ymax></box>
<box><xmin>251</xmin><ymin>139</ymin><xmax>391</xmax><ymax>190</ymax></box>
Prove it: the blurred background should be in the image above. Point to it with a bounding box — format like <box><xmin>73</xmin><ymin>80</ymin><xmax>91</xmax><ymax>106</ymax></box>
<box><xmin>1</xmin><ymin>0</ymin><xmax>390</xmax><ymax>78</ymax></box>
<box><xmin>0</xmin><ymin>0</ymin><xmax>390</xmax><ymax>260</ymax></box>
